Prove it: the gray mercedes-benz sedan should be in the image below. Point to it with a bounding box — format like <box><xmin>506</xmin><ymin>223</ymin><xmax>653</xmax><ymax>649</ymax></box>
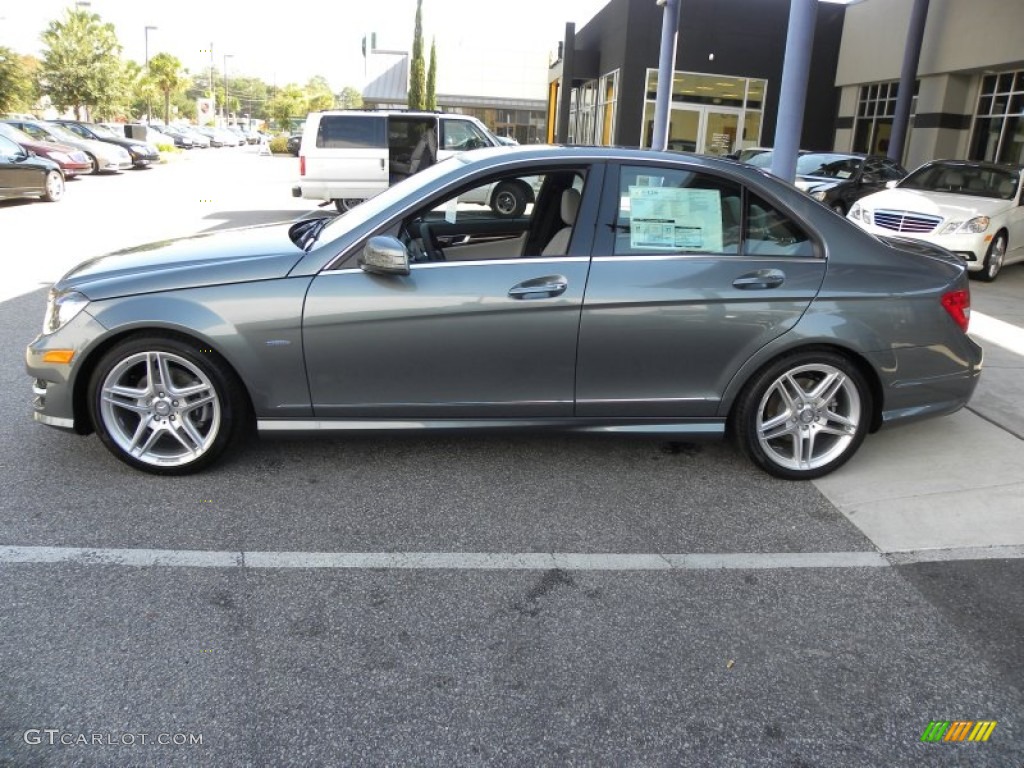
<box><xmin>26</xmin><ymin>146</ymin><xmax>982</xmax><ymax>479</ymax></box>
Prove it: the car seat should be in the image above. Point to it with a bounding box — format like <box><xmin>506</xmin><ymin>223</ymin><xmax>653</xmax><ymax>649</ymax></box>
<box><xmin>541</xmin><ymin>188</ymin><xmax>581</xmax><ymax>256</ymax></box>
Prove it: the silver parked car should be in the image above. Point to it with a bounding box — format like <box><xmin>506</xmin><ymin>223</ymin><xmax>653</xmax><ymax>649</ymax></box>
<box><xmin>26</xmin><ymin>146</ymin><xmax>982</xmax><ymax>478</ymax></box>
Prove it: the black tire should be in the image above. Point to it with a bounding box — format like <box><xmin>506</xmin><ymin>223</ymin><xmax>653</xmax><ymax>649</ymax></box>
<box><xmin>733</xmin><ymin>350</ymin><xmax>872</xmax><ymax>480</ymax></box>
<box><xmin>87</xmin><ymin>335</ymin><xmax>248</xmax><ymax>475</ymax></box>
<box><xmin>978</xmin><ymin>232</ymin><xmax>1006</xmax><ymax>283</ymax></box>
<box><xmin>42</xmin><ymin>170</ymin><xmax>65</xmax><ymax>202</ymax></box>
<box><xmin>335</xmin><ymin>198</ymin><xmax>364</xmax><ymax>213</ymax></box>
<box><xmin>491</xmin><ymin>181</ymin><xmax>529</xmax><ymax>218</ymax></box>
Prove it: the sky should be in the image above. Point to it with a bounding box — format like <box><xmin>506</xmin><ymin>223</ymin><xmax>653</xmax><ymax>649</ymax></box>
<box><xmin>0</xmin><ymin>0</ymin><xmax>607</xmax><ymax>95</ymax></box>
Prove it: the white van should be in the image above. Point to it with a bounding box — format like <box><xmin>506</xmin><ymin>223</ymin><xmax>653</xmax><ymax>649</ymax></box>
<box><xmin>291</xmin><ymin>110</ymin><xmax>535</xmax><ymax>216</ymax></box>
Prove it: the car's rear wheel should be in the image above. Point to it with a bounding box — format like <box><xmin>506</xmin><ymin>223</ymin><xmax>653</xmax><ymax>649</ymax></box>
<box><xmin>734</xmin><ymin>351</ymin><xmax>871</xmax><ymax>480</ymax></box>
<box><xmin>335</xmin><ymin>198</ymin><xmax>364</xmax><ymax>213</ymax></box>
<box><xmin>491</xmin><ymin>181</ymin><xmax>529</xmax><ymax>218</ymax></box>
<box><xmin>87</xmin><ymin>153</ymin><xmax>100</xmax><ymax>174</ymax></box>
<box><xmin>42</xmin><ymin>170</ymin><xmax>64</xmax><ymax>202</ymax></box>
<box><xmin>87</xmin><ymin>336</ymin><xmax>247</xmax><ymax>475</ymax></box>
<box><xmin>979</xmin><ymin>232</ymin><xmax>1006</xmax><ymax>282</ymax></box>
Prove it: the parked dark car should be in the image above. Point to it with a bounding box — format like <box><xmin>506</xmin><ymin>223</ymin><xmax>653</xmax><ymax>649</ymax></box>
<box><xmin>0</xmin><ymin>133</ymin><xmax>64</xmax><ymax>202</ymax></box>
<box><xmin>159</xmin><ymin>127</ymin><xmax>196</xmax><ymax>149</ymax></box>
<box><xmin>26</xmin><ymin>146</ymin><xmax>981</xmax><ymax>478</ymax></box>
<box><xmin>286</xmin><ymin>132</ymin><xmax>302</xmax><ymax>156</ymax></box>
<box><xmin>49</xmin><ymin>120</ymin><xmax>160</xmax><ymax>168</ymax></box>
<box><xmin>794</xmin><ymin>152</ymin><xmax>907</xmax><ymax>215</ymax></box>
<box><xmin>0</xmin><ymin>123</ymin><xmax>92</xmax><ymax>178</ymax></box>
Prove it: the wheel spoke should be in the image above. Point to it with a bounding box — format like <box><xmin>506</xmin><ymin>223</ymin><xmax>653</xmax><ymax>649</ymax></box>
<box><xmin>822</xmin><ymin>409</ymin><xmax>857</xmax><ymax>431</ymax></box>
<box><xmin>155</xmin><ymin>353</ymin><xmax>175</xmax><ymax>394</ymax></box>
<box><xmin>180</xmin><ymin>391</ymin><xmax>216</xmax><ymax>414</ymax></box>
<box><xmin>167</xmin><ymin>422</ymin><xmax>199</xmax><ymax>454</ymax></box>
<box><xmin>760</xmin><ymin>412</ymin><xmax>794</xmax><ymax>441</ymax></box>
<box><xmin>172</xmin><ymin>381</ymin><xmax>211</xmax><ymax>398</ymax></box>
<box><xmin>811</xmin><ymin>371</ymin><xmax>845</xmax><ymax>406</ymax></box>
<box><xmin>130</xmin><ymin>421</ymin><xmax>162</xmax><ymax>457</ymax></box>
<box><xmin>101</xmin><ymin>394</ymin><xmax>150</xmax><ymax>414</ymax></box>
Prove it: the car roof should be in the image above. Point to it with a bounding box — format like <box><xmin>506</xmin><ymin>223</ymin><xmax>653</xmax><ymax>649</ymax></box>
<box><xmin>916</xmin><ymin>158</ymin><xmax>1023</xmax><ymax>172</ymax></box>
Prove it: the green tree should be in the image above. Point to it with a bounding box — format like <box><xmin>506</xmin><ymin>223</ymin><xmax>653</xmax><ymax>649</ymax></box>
<box><xmin>336</xmin><ymin>86</ymin><xmax>363</xmax><ymax>110</ymax></box>
<box><xmin>0</xmin><ymin>48</ymin><xmax>35</xmax><ymax>114</ymax></box>
<box><xmin>305</xmin><ymin>75</ymin><xmax>334</xmax><ymax>112</ymax></box>
<box><xmin>425</xmin><ymin>38</ymin><xmax>437</xmax><ymax>111</ymax></box>
<box><xmin>123</xmin><ymin>60</ymin><xmax>157</xmax><ymax>121</ymax></box>
<box><xmin>40</xmin><ymin>9</ymin><xmax>124</xmax><ymax>119</ymax></box>
<box><xmin>268</xmin><ymin>84</ymin><xmax>306</xmax><ymax>130</ymax></box>
<box><xmin>148</xmin><ymin>52</ymin><xmax>183</xmax><ymax>125</ymax></box>
<box><xmin>407</xmin><ymin>0</ymin><xmax>425</xmax><ymax>109</ymax></box>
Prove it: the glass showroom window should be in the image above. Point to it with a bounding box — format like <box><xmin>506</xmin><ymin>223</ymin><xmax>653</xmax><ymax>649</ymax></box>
<box><xmin>970</xmin><ymin>70</ymin><xmax>1024</xmax><ymax>165</ymax></box>
<box><xmin>853</xmin><ymin>80</ymin><xmax>917</xmax><ymax>157</ymax></box>
<box><xmin>595</xmin><ymin>71</ymin><xmax>619</xmax><ymax>146</ymax></box>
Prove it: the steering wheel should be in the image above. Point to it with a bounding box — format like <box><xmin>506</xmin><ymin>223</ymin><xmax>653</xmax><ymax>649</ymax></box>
<box><xmin>419</xmin><ymin>221</ymin><xmax>445</xmax><ymax>261</ymax></box>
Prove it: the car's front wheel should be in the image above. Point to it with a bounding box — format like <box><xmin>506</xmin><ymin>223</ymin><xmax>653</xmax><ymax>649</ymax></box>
<box><xmin>979</xmin><ymin>232</ymin><xmax>1006</xmax><ymax>282</ymax></box>
<box><xmin>87</xmin><ymin>336</ymin><xmax>247</xmax><ymax>474</ymax></box>
<box><xmin>733</xmin><ymin>351</ymin><xmax>871</xmax><ymax>480</ymax></box>
<box><xmin>43</xmin><ymin>170</ymin><xmax>64</xmax><ymax>202</ymax></box>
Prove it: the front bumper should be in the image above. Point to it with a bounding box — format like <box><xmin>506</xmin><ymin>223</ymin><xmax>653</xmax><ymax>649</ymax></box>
<box><xmin>25</xmin><ymin>309</ymin><xmax>110</xmax><ymax>434</ymax></box>
<box><xmin>854</xmin><ymin>223</ymin><xmax>989</xmax><ymax>270</ymax></box>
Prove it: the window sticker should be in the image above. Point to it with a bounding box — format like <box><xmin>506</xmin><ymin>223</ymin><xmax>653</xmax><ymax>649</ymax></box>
<box><xmin>445</xmin><ymin>197</ymin><xmax>459</xmax><ymax>223</ymax></box>
<box><xmin>628</xmin><ymin>187</ymin><xmax>723</xmax><ymax>252</ymax></box>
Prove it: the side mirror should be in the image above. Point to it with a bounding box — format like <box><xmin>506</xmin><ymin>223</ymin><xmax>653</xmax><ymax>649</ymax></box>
<box><xmin>360</xmin><ymin>236</ymin><xmax>410</xmax><ymax>276</ymax></box>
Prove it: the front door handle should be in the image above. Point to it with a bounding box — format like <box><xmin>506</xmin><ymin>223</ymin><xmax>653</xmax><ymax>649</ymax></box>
<box><xmin>733</xmin><ymin>269</ymin><xmax>785</xmax><ymax>290</ymax></box>
<box><xmin>508</xmin><ymin>275</ymin><xmax>568</xmax><ymax>299</ymax></box>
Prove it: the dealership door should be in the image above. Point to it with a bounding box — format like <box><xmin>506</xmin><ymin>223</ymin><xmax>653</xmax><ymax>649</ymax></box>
<box><xmin>648</xmin><ymin>106</ymin><xmax>742</xmax><ymax>156</ymax></box>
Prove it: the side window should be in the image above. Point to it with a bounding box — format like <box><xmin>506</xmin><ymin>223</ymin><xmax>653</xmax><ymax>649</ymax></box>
<box><xmin>399</xmin><ymin>169</ymin><xmax>584</xmax><ymax>262</ymax></box>
<box><xmin>744</xmin><ymin>194</ymin><xmax>815</xmax><ymax>258</ymax></box>
<box><xmin>613</xmin><ymin>166</ymin><xmax>743</xmax><ymax>256</ymax></box>
<box><xmin>880</xmin><ymin>159</ymin><xmax>905</xmax><ymax>181</ymax></box>
<box><xmin>316</xmin><ymin>116</ymin><xmax>386</xmax><ymax>149</ymax></box>
<box><xmin>441</xmin><ymin>119</ymin><xmax>489</xmax><ymax>150</ymax></box>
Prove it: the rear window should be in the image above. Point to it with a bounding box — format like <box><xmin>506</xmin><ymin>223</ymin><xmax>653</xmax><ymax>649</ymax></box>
<box><xmin>316</xmin><ymin>116</ymin><xmax>386</xmax><ymax>149</ymax></box>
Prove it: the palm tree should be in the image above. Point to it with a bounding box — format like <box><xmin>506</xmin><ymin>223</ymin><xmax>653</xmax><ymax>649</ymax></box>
<box><xmin>147</xmin><ymin>52</ymin><xmax>183</xmax><ymax>125</ymax></box>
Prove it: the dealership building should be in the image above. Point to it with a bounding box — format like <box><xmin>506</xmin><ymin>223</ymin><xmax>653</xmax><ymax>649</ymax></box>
<box><xmin>550</xmin><ymin>0</ymin><xmax>1024</xmax><ymax>167</ymax></box>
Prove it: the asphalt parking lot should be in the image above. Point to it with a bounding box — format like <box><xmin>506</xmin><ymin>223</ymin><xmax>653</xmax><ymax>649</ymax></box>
<box><xmin>1</xmin><ymin>149</ymin><xmax>1022</xmax><ymax>766</ymax></box>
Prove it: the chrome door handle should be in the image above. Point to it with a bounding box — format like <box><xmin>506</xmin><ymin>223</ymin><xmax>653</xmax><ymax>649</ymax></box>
<box><xmin>508</xmin><ymin>276</ymin><xmax>568</xmax><ymax>299</ymax></box>
<box><xmin>733</xmin><ymin>269</ymin><xmax>785</xmax><ymax>289</ymax></box>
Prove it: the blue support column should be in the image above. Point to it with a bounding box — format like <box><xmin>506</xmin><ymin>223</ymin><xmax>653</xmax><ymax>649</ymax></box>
<box><xmin>889</xmin><ymin>0</ymin><xmax>929</xmax><ymax>163</ymax></box>
<box><xmin>651</xmin><ymin>0</ymin><xmax>681</xmax><ymax>152</ymax></box>
<box><xmin>770</xmin><ymin>0</ymin><xmax>818</xmax><ymax>182</ymax></box>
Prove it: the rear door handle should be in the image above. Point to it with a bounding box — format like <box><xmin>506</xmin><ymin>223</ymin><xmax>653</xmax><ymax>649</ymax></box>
<box><xmin>508</xmin><ymin>276</ymin><xmax>568</xmax><ymax>299</ymax></box>
<box><xmin>733</xmin><ymin>269</ymin><xmax>785</xmax><ymax>289</ymax></box>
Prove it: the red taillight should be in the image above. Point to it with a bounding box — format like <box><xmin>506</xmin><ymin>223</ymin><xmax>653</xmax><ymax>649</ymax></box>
<box><xmin>299</xmin><ymin>155</ymin><xmax>305</xmax><ymax>176</ymax></box>
<box><xmin>941</xmin><ymin>289</ymin><xmax>970</xmax><ymax>333</ymax></box>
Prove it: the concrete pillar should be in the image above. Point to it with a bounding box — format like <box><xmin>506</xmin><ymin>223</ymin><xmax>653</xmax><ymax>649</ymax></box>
<box><xmin>889</xmin><ymin>0</ymin><xmax>929</xmax><ymax>163</ymax></box>
<box><xmin>770</xmin><ymin>0</ymin><xmax>818</xmax><ymax>182</ymax></box>
<box><xmin>651</xmin><ymin>0</ymin><xmax>682</xmax><ymax>152</ymax></box>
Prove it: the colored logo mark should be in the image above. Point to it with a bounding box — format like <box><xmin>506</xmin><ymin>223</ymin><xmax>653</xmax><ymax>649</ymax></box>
<box><xmin>920</xmin><ymin>720</ymin><xmax>997</xmax><ymax>742</ymax></box>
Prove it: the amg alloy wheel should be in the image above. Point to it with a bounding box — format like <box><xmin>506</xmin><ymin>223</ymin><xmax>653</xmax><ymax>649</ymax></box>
<box><xmin>979</xmin><ymin>233</ymin><xmax>1006</xmax><ymax>282</ymax></box>
<box><xmin>735</xmin><ymin>351</ymin><xmax>871</xmax><ymax>479</ymax></box>
<box><xmin>88</xmin><ymin>337</ymin><xmax>245</xmax><ymax>474</ymax></box>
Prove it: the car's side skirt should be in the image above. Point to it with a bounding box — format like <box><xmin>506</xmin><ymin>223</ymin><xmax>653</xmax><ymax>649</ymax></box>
<box><xmin>256</xmin><ymin>418</ymin><xmax>726</xmax><ymax>438</ymax></box>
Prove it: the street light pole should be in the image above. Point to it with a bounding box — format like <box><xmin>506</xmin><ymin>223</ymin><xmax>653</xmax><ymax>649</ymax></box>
<box><xmin>223</xmin><ymin>54</ymin><xmax>234</xmax><ymax>123</ymax></box>
<box><xmin>144</xmin><ymin>25</ymin><xmax>157</xmax><ymax>124</ymax></box>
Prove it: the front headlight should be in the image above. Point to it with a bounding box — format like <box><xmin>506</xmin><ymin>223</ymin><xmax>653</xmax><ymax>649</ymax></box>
<box><xmin>939</xmin><ymin>216</ymin><xmax>990</xmax><ymax>235</ymax></box>
<box><xmin>811</xmin><ymin>190</ymin><xmax>829</xmax><ymax>202</ymax></box>
<box><xmin>43</xmin><ymin>290</ymin><xmax>89</xmax><ymax>335</ymax></box>
<box><xmin>848</xmin><ymin>202</ymin><xmax>863</xmax><ymax>222</ymax></box>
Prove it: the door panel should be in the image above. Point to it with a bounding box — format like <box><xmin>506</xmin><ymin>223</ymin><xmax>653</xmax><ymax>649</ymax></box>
<box><xmin>576</xmin><ymin>162</ymin><xmax>826</xmax><ymax>418</ymax></box>
<box><xmin>303</xmin><ymin>259</ymin><xmax>590</xmax><ymax>418</ymax></box>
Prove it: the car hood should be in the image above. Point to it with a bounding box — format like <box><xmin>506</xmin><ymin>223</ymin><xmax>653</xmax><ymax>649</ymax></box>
<box><xmin>856</xmin><ymin>188</ymin><xmax>1012</xmax><ymax>220</ymax></box>
<box><xmin>794</xmin><ymin>176</ymin><xmax>843</xmax><ymax>193</ymax></box>
<box><xmin>56</xmin><ymin>223</ymin><xmax>305</xmax><ymax>300</ymax></box>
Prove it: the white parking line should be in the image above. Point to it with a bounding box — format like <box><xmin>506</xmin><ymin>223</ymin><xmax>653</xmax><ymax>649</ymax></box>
<box><xmin>0</xmin><ymin>545</ymin><xmax>1020</xmax><ymax>570</ymax></box>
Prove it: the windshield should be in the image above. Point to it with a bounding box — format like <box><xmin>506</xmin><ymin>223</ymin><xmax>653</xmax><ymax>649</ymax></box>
<box><xmin>316</xmin><ymin>155</ymin><xmax>474</xmax><ymax>246</ymax></box>
<box><xmin>0</xmin><ymin>123</ymin><xmax>34</xmax><ymax>143</ymax></box>
<box><xmin>46</xmin><ymin>125</ymin><xmax>83</xmax><ymax>144</ymax></box>
<box><xmin>899</xmin><ymin>162</ymin><xmax>1020</xmax><ymax>199</ymax></box>
<box><xmin>87</xmin><ymin>123</ymin><xmax>118</xmax><ymax>139</ymax></box>
<box><xmin>796</xmin><ymin>153</ymin><xmax>863</xmax><ymax>179</ymax></box>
